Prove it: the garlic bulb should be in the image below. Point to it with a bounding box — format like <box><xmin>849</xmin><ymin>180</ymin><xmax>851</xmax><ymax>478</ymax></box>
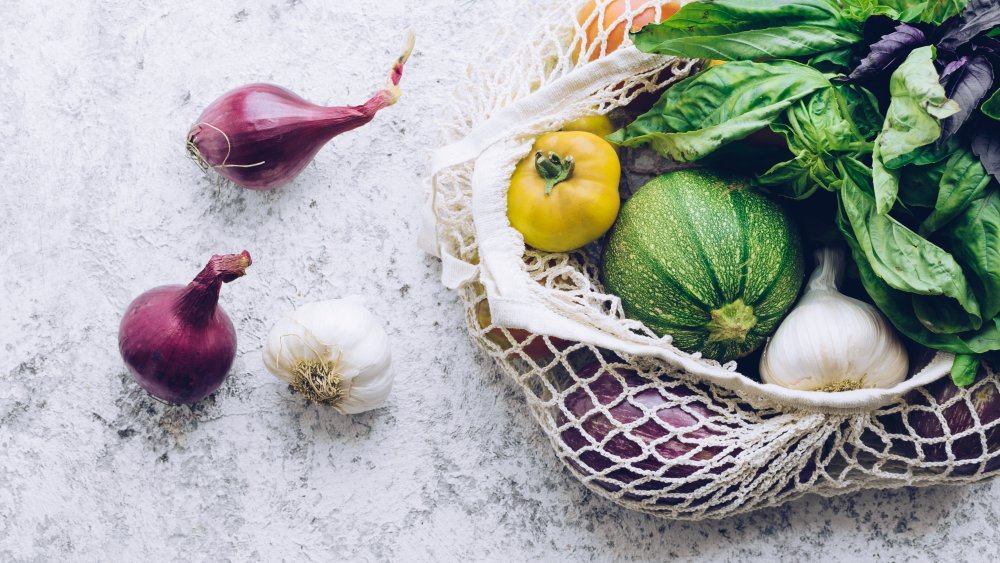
<box><xmin>263</xmin><ymin>297</ymin><xmax>392</xmax><ymax>413</ymax></box>
<box><xmin>760</xmin><ymin>247</ymin><xmax>908</xmax><ymax>392</ymax></box>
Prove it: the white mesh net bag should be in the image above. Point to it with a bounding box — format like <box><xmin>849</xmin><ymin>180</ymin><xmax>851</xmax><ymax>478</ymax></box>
<box><xmin>419</xmin><ymin>0</ymin><xmax>1000</xmax><ymax>519</ymax></box>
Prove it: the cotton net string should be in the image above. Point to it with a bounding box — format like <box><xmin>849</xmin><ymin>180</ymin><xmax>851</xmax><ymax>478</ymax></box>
<box><xmin>420</xmin><ymin>0</ymin><xmax>1000</xmax><ymax>519</ymax></box>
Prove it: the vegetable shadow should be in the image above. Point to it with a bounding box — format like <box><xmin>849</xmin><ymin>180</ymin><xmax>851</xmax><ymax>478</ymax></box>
<box><xmin>272</xmin><ymin>386</ymin><xmax>386</xmax><ymax>443</ymax></box>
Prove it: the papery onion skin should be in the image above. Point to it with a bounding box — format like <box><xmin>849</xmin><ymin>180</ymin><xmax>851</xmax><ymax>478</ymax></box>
<box><xmin>118</xmin><ymin>251</ymin><xmax>251</xmax><ymax>404</ymax></box>
<box><xmin>186</xmin><ymin>34</ymin><xmax>415</xmax><ymax>190</ymax></box>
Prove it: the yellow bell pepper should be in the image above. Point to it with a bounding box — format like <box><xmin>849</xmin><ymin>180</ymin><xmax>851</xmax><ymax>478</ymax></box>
<box><xmin>507</xmin><ymin>131</ymin><xmax>621</xmax><ymax>253</ymax></box>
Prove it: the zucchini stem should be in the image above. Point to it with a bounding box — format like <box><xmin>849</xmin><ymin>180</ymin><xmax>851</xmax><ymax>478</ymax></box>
<box><xmin>706</xmin><ymin>299</ymin><xmax>758</xmax><ymax>344</ymax></box>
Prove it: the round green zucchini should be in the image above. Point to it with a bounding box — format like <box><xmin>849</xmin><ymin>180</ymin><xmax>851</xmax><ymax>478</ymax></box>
<box><xmin>602</xmin><ymin>169</ymin><xmax>804</xmax><ymax>362</ymax></box>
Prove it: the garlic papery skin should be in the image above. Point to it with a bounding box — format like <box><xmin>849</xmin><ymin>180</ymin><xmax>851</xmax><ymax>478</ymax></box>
<box><xmin>263</xmin><ymin>297</ymin><xmax>392</xmax><ymax>413</ymax></box>
<box><xmin>760</xmin><ymin>247</ymin><xmax>908</xmax><ymax>392</ymax></box>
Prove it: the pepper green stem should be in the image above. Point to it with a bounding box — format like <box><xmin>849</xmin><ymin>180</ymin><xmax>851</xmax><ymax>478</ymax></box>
<box><xmin>706</xmin><ymin>299</ymin><xmax>758</xmax><ymax>344</ymax></box>
<box><xmin>534</xmin><ymin>151</ymin><xmax>575</xmax><ymax>195</ymax></box>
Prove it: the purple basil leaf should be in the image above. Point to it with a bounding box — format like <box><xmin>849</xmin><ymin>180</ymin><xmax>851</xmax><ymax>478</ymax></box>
<box><xmin>972</xmin><ymin>120</ymin><xmax>1000</xmax><ymax>182</ymax></box>
<box><xmin>941</xmin><ymin>57</ymin><xmax>970</xmax><ymax>83</ymax></box>
<box><xmin>850</xmin><ymin>24</ymin><xmax>927</xmax><ymax>82</ymax></box>
<box><xmin>938</xmin><ymin>0</ymin><xmax>1000</xmax><ymax>52</ymax></box>
<box><xmin>939</xmin><ymin>55</ymin><xmax>995</xmax><ymax>143</ymax></box>
<box><xmin>975</xmin><ymin>35</ymin><xmax>1000</xmax><ymax>59</ymax></box>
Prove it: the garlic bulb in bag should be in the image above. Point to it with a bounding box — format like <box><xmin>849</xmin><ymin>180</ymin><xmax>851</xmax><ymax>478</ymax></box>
<box><xmin>263</xmin><ymin>298</ymin><xmax>392</xmax><ymax>413</ymax></box>
<box><xmin>760</xmin><ymin>247</ymin><xmax>908</xmax><ymax>392</ymax></box>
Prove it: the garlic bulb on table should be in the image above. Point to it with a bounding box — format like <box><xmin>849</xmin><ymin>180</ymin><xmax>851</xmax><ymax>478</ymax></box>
<box><xmin>263</xmin><ymin>297</ymin><xmax>392</xmax><ymax>413</ymax></box>
<box><xmin>760</xmin><ymin>247</ymin><xmax>908</xmax><ymax>392</ymax></box>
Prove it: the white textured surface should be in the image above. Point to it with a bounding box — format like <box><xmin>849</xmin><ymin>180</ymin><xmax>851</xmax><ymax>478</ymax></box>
<box><xmin>2</xmin><ymin>1</ymin><xmax>999</xmax><ymax>561</ymax></box>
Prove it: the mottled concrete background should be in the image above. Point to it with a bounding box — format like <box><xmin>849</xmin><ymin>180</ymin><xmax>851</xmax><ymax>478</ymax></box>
<box><xmin>1</xmin><ymin>1</ymin><xmax>998</xmax><ymax>561</ymax></box>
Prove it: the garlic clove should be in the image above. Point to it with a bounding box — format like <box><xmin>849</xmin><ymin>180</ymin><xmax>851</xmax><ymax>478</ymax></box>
<box><xmin>263</xmin><ymin>321</ymin><xmax>331</xmax><ymax>383</ymax></box>
<box><xmin>292</xmin><ymin>302</ymin><xmax>368</xmax><ymax>348</ymax></box>
<box><xmin>345</xmin><ymin>327</ymin><xmax>391</xmax><ymax>371</ymax></box>
<box><xmin>264</xmin><ymin>328</ymin><xmax>326</xmax><ymax>381</ymax></box>
<box><xmin>337</xmin><ymin>373</ymin><xmax>393</xmax><ymax>415</ymax></box>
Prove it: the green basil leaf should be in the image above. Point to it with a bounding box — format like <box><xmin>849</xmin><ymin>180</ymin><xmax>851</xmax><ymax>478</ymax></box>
<box><xmin>901</xmin><ymin>2</ymin><xmax>931</xmax><ymax>22</ymax></box>
<box><xmin>632</xmin><ymin>0</ymin><xmax>862</xmax><ymax>61</ymax></box>
<box><xmin>899</xmin><ymin>161</ymin><xmax>948</xmax><ymax>208</ymax></box>
<box><xmin>912</xmin><ymin>293</ymin><xmax>983</xmax><ymax>332</ymax></box>
<box><xmin>756</xmin><ymin>152</ymin><xmax>821</xmax><ymax>199</ymax></box>
<box><xmin>921</xmin><ymin>147</ymin><xmax>993</xmax><ymax>234</ymax></box>
<box><xmin>839</xmin><ymin>155</ymin><xmax>878</xmax><ymax>196</ymax></box>
<box><xmin>872</xmin><ymin>142</ymin><xmax>901</xmax><ymax>214</ymax></box>
<box><xmin>752</xmin><ymin>86</ymin><xmax>871</xmax><ymax>199</ymax></box>
<box><xmin>836</xmin><ymin>83</ymin><xmax>885</xmax><ymax>141</ymax></box>
<box><xmin>890</xmin><ymin>137</ymin><xmax>961</xmax><ymax>168</ymax></box>
<box><xmin>875</xmin><ymin>1</ymin><xmax>968</xmax><ymax>24</ymax></box>
<box><xmin>756</xmin><ymin>151</ymin><xmax>838</xmax><ymax>198</ymax></box>
<box><xmin>920</xmin><ymin>0</ymin><xmax>969</xmax><ymax>24</ymax></box>
<box><xmin>875</xmin><ymin>0</ymin><xmax>920</xmax><ymax>12</ymax></box>
<box><xmin>877</xmin><ymin>46</ymin><xmax>961</xmax><ymax>167</ymax></box>
<box><xmin>838</xmin><ymin>203</ymin><xmax>1000</xmax><ymax>354</ymax></box>
<box><xmin>983</xmin><ymin>89</ymin><xmax>1000</xmax><ymax>121</ymax></box>
<box><xmin>770</xmin><ymin>87</ymin><xmax>869</xmax><ymax>154</ymax></box>
<box><xmin>839</xmin><ymin>162</ymin><xmax>980</xmax><ymax>322</ymax></box>
<box><xmin>609</xmin><ymin>60</ymin><xmax>831</xmax><ymax>162</ymax></box>
<box><xmin>940</xmin><ymin>190</ymin><xmax>1000</xmax><ymax>319</ymax></box>
<box><xmin>842</xmin><ymin>0</ymin><xmax>901</xmax><ymax>19</ymax></box>
<box><xmin>809</xmin><ymin>48</ymin><xmax>855</xmax><ymax>72</ymax></box>
<box><xmin>874</xmin><ymin>1</ymin><xmax>961</xmax><ymax>22</ymax></box>
<box><xmin>879</xmin><ymin>0</ymin><xmax>931</xmax><ymax>22</ymax></box>
<box><xmin>951</xmin><ymin>354</ymin><xmax>980</xmax><ymax>387</ymax></box>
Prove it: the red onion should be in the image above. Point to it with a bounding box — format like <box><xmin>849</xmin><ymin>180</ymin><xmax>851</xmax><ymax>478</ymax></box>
<box><xmin>119</xmin><ymin>251</ymin><xmax>251</xmax><ymax>404</ymax></box>
<box><xmin>186</xmin><ymin>34</ymin><xmax>415</xmax><ymax>190</ymax></box>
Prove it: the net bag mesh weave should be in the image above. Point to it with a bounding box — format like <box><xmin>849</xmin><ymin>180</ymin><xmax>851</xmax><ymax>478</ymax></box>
<box><xmin>422</xmin><ymin>0</ymin><xmax>1000</xmax><ymax>520</ymax></box>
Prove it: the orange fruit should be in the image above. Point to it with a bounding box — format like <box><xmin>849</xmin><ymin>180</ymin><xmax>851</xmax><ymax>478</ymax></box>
<box><xmin>574</xmin><ymin>1</ymin><xmax>681</xmax><ymax>63</ymax></box>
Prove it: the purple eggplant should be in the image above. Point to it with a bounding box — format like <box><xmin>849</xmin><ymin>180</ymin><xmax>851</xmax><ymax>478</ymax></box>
<box><xmin>556</xmin><ymin>365</ymin><xmax>740</xmax><ymax>507</ymax></box>
<box><xmin>896</xmin><ymin>371</ymin><xmax>1000</xmax><ymax>476</ymax></box>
